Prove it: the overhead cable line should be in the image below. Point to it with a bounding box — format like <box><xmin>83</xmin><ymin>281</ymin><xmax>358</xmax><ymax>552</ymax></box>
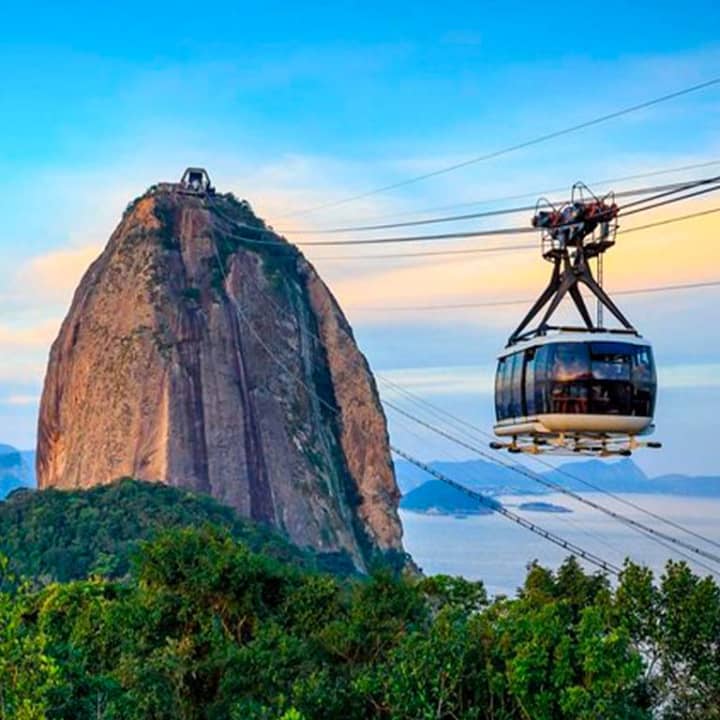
<box><xmin>314</xmin><ymin>243</ymin><xmax>537</xmax><ymax>261</ymax></box>
<box><xmin>384</xmin><ymin>400</ymin><xmax>720</xmax><ymax>573</ymax></box>
<box><xmin>390</xmin><ymin>407</ymin><xmax>630</xmax><ymax>560</ymax></box>
<box><xmin>310</xmin><ymin>205</ymin><xmax>720</xmax><ymax>260</ymax></box>
<box><xmin>620</xmin><ymin>174</ymin><xmax>720</xmax><ymax>210</ymax></box>
<box><xmin>620</xmin><ymin>180</ymin><xmax>720</xmax><ymax>217</ymax></box>
<box><xmin>283</xmin><ymin>184</ymin><xmax>682</xmax><ymax>235</ymax></box>
<box><xmin>279</xmin><ymin>180</ymin><xmax>697</xmax><ymax>234</ymax></box>
<box><xmin>280</xmin><ymin>77</ymin><xmax>720</xmax><ymax>218</ymax></box>
<box><xmin>391</xmin><ymin>445</ymin><xmax>622</xmax><ymax>576</ymax></box>
<box><xmin>213</xmin><ymin>179</ymin><xmax>720</xmax><ymax>249</ymax></box>
<box><xmin>297</xmin><ymin>158</ymin><xmax>720</xmax><ymax>223</ymax></box>
<box><xmin>380</xmin><ymin>374</ymin><xmax>720</xmax><ymax>553</ymax></box>
<box><xmin>618</xmin><ymin>204</ymin><xmax>720</xmax><ymax>235</ymax></box>
<box><xmin>354</xmin><ymin>279</ymin><xmax>720</xmax><ymax>312</ymax></box>
<box><xmin>293</xmin><ymin>179</ymin><xmax>720</xmax><ymax>246</ymax></box>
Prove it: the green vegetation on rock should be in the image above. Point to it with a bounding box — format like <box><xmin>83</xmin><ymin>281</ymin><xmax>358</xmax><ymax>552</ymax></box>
<box><xmin>0</xmin><ymin>480</ymin><xmax>347</xmax><ymax>585</ymax></box>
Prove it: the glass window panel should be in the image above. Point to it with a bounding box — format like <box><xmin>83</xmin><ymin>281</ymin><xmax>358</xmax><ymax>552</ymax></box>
<box><xmin>510</xmin><ymin>352</ymin><xmax>524</xmax><ymax>418</ymax></box>
<box><xmin>544</xmin><ymin>343</ymin><xmax>590</xmax><ymax>414</ymax></box>
<box><xmin>495</xmin><ymin>359</ymin><xmax>506</xmax><ymax>420</ymax></box>
<box><xmin>524</xmin><ymin>348</ymin><xmax>536</xmax><ymax>415</ymax></box>
<box><xmin>590</xmin><ymin>342</ymin><xmax>631</xmax><ymax>381</ymax></box>
<box><xmin>502</xmin><ymin>357</ymin><xmax>513</xmax><ymax>419</ymax></box>
<box><xmin>589</xmin><ymin>381</ymin><xmax>632</xmax><ymax>415</ymax></box>
<box><xmin>534</xmin><ymin>345</ymin><xmax>550</xmax><ymax>414</ymax></box>
<box><xmin>549</xmin><ymin>343</ymin><xmax>591</xmax><ymax>382</ymax></box>
<box><xmin>496</xmin><ymin>357</ymin><xmax>514</xmax><ymax>420</ymax></box>
<box><xmin>549</xmin><ymin>380</ymin><xmax>589</xmax><ymax>414</ymax></box>
<box><xmin>631</xmin><ymin>345</ymin><xmax>657</xmax><ymax>417</ymax></box>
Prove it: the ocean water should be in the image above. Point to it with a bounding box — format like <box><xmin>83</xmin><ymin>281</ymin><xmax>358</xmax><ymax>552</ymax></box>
<box><xmin>400</xmin><ymin>493</ymin><xmax>720</xmax><ymax>597</ymax></box>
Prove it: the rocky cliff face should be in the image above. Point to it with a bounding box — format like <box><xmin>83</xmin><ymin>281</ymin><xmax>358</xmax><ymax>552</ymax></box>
<box><xmin>37</xmin><ymin>184</ymin><xmax>404</xmax><ymax>570</ymax></box>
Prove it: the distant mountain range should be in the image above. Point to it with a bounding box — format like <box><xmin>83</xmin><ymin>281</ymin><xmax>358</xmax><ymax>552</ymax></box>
<box><xmin>0</xmin><ymin>445</ymin><xmax>35</xmax><ymax>499</ymax></box>
<box><xmin>394</xmin><ymin>457</ymin><xmax>720</xmax><ymax>498</ymax></box>
<box><xmin>3</xmin><ymin>444</ymin><xmax>718</xmax><ymax>505</ymax></box>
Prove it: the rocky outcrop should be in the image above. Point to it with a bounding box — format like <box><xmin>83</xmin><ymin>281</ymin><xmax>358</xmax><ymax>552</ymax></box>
<box><xmin>37</xmin><ymin>185</ymin><xmax>404</xmax><ymax>570</ymax></box>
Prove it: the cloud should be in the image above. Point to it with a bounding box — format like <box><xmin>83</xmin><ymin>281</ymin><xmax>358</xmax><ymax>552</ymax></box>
<box><xmin>15</xmin><ymin>244</ymin><xmax>101</xmax><ymax>304</ymax></box>
<box><xmin>659</xmin><ymin>363</ymin><xmax>720</xmax><ymax>389</ymax></box>
<box><xmin>0</xmin><ymin>359</ymin><xmax>47</xmax><ymax>384</ymax></box>
<box><xmin>0</xmin><ymin>319</ymin><xmax>59</xmax><ymax>384</ymax></box>
<box><xmin>3</xmin><ymin>394</ymin><xmax>39</xmax><ymax>406</ymax></box>
<box><xmin>0</xmin><ymin>320</ymin><xmax>60</xmax><ymax>349</ymax></box>
<box><xmin>379</xmin><ymin>365</ymin><xmax>496</xmax><ymax>397</ymax></box>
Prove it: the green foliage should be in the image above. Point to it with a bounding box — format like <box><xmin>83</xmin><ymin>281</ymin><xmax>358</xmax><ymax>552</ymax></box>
<box><xmin>1</xmin><ymin>509</ymin><xmax>718</xmax><ymax>719</ymax></box>
<box><xmin>0</xmin><ymin>560</ymin><xmax>61</xmax><ymax>719</ymax></box>
<box><xmin>615</xmin><ymin>559</ymin><xmax>720</xmax><ymax>719</ymax></box>
<box><xmin>207</xmin><ymin>192</ymin><xmax>300</xmax><ymax>294</ymax></box>
<box><xmin>0</xmin><ymin>479</ymin><xmax>326</xmax><ymax>586</ymax></box>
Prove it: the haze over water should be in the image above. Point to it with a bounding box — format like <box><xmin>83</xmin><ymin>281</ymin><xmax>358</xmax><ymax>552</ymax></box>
<box><xmin>401</xmin><ymin>493</ymin><xmax>720</xmax><ymax>596</ymax></box>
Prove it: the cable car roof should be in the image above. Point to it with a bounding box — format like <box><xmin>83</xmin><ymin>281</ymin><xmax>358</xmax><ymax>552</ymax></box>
<box><xmin>497</xmin><ymin>329</ymin><xmax>651</xmax><ymax>359</ymax></box>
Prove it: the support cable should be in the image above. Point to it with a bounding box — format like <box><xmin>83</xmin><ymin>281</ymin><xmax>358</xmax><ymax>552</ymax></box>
<box><xmin>392</xmin><ymin>445</ymin><xmax>622</xmax><ymax>576</ymax></box>
<box><xmin>619</xmin><ymin>180</ymin><xmax>720</xmax><ymax>218</ymax></box>
<box><xmin>289</xmin><ymin>158</ymin><xmax>720</xmax><ymax>224</ymax></box>
<box><xmin>211</xmin><ymin>180</ymin><xmax>720</xmax><ymax>248</ymax></box>
<box><xmin>379</xmin><ymin>374</ymin><xmax>720</xmax><ymax>553</ymax></box>
<box><xmin>389</xmin><ymin>406</ymin><xmax>630</xmax><ymax>561</ymax></box>
<box><xmin>355</xmin><ymin>278</ymin><xmax>720</xmax><ymax>312</ymax></box>
<box><xmin>384</xmin><ymin>399</ymin><xmax>720</xmax><ymax>572</ymax></box>
<box><xmin>281</xmin><ymin>76</ymin><xmax>720</xmax><ymax>218</ymax></box>
<box><xmin>279</xmin><ymin>180</ymin><xmax>698</xmax><ymax>235</ymax></box>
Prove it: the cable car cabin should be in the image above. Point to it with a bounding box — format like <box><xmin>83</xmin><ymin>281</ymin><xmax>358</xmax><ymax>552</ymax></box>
<box><xmin>494</xmin><ymin>332</ymin><xmax>657</xmax><ymax>446</ymax></box>
<box><xmin>491</xmin><ymin>183</ymin><xmax>661</xmax><ymax>456</ymax></box>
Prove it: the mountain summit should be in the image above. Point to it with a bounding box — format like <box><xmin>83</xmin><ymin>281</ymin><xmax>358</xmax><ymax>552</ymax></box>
<box><xmin>37</xmin><ymin>170</ymin><xmax>403</xmax><ymax>570</ymax></box>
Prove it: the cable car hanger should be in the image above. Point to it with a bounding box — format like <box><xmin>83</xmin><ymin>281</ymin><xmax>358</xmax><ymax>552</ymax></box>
<box><xmin>509</xmin><ymin>183</ymin><xmax>632</xmax><ymax>345</ymax></box>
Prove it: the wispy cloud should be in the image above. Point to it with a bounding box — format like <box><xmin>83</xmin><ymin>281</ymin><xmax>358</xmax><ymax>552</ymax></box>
<box><xmin>379</xmin><ymin>365</ymin><xmax>496</xmax><ymax>397</ymax></box>
<box><xmin>2</xmin><ymin>394</ymin><xmax>39</xmax><ymax>406</ymax></box>
<box><xmin>0</xmin><ymin>320</ymin><xmax>60</xmax><ymax>349</ymax></box>
<box><xmin>14</xmin><ymin>244</ymin><xmax>102</xmax><ymax>304</ymax></box>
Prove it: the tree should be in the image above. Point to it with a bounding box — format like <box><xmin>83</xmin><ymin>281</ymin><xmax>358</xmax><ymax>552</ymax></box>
<box><xmin>0</xmin><ymin>558</ymin><xmax>60</xmax><ymax>720</ymax></box>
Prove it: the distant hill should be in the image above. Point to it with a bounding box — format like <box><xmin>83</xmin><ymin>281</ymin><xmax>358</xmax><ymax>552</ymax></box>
<box><xmin>518</xmin><ymin>501</ymin><xmax>571</xmax><ymax>513</ymax></box>
<box><xmin>0</xmin><ymin>479</ymin><xmax>357</xmax><ymax>585</ymax></box>
<box><xmin>395</xmin><ymin>458</ymin><xmax>720</xmax><ymax>497</ymax></box>
<box><xmin>395</xmin><ymin>457</ymin><xmax>524</xmax><ymax>495</ymax></box>
<box><xmin>400</xmin><ymin>480</ymin><xmax>500</xmax><ymax>515</ymax></box>
<box><xmin>0</xmin><ymin>444</ymin><xmax>34</xmax><ymax>498</ymax></box>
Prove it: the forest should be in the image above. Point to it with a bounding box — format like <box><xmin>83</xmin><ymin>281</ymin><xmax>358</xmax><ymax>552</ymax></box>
<box><xmin>1</xmin><ymin>483</ymin><xmax>719</xmax><ymax>719</ymax></box>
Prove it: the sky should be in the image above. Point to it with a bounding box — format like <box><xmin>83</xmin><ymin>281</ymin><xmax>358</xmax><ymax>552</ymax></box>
<box><xmin>1</xmin><ymin>1</ymin><xmax>720</xmax><ymax>477</ymax></box>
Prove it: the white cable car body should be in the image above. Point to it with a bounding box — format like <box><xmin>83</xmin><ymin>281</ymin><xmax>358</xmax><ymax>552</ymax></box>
<box><xmin>491</xmin><ymin>184</ymin><xmax>661</xmax><ymax>457</ymax></box>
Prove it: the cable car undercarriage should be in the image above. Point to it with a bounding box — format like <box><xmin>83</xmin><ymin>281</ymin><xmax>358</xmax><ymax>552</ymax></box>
<box><xmin>492</xmin><ymin>184</ymin><xmax>662</xmax><ymax>457</ymax></box>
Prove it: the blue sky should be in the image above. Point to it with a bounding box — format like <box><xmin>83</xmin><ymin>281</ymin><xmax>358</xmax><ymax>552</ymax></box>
<box><xmin>1</xmin><ymin>1</ymin><xmax>720</xmax><ymax>476</ymax></box>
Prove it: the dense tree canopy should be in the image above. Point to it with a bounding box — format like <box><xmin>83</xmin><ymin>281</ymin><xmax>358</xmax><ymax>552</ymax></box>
<box><xmin>1</xmin><ymin>523</ymin><xmax>719</xmax><ymax>719</ymax></box>
<box><xmin>1</xmin><ymin>482</ymin><xmax>718</xmax><ymax>718</ymax></box>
